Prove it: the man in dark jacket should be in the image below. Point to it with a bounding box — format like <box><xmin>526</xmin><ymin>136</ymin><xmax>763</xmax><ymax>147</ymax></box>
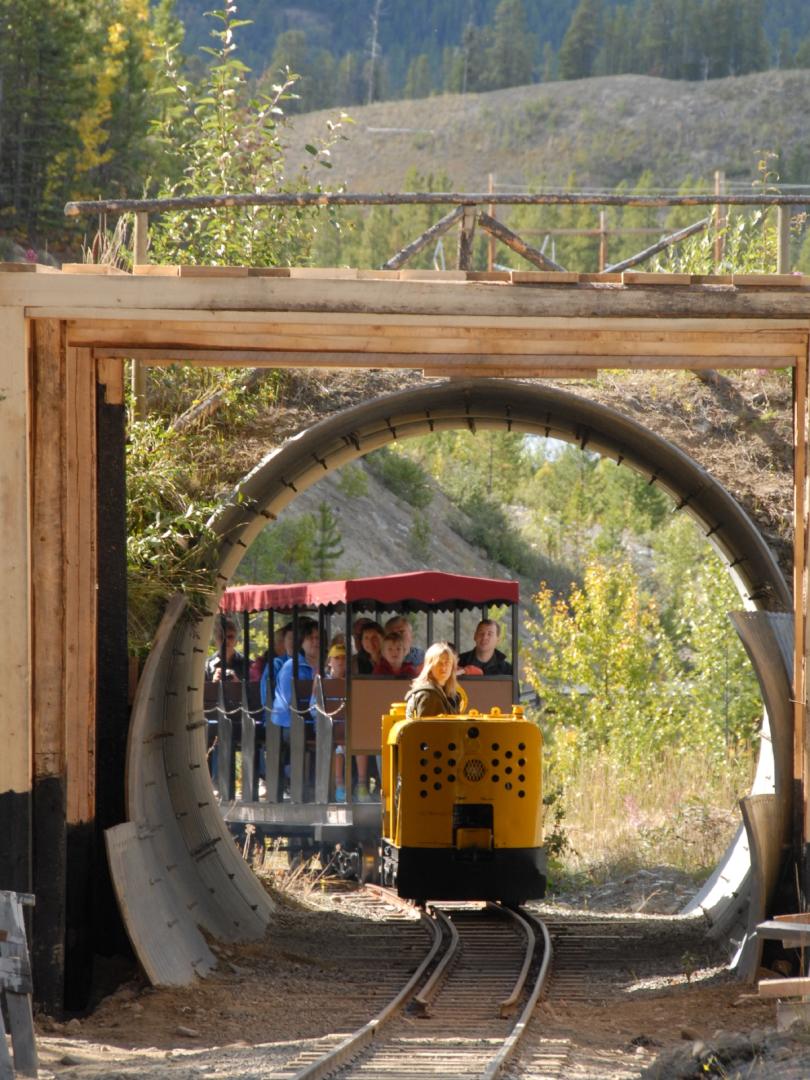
<box><xmin>458</xmin><ymin>619</ymin><xmax>512</xmax><ymax>676</ymax></box>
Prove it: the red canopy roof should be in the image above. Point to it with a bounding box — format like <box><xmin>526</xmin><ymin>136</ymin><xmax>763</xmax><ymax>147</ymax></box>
<box><xmin>220</xmin><ymin>571</ymin><xmax>519</xmax><ymax>614</ymax></box>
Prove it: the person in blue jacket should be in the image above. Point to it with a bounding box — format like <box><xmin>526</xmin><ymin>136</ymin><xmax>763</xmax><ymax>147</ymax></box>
<box><xmin>260</xmin><ymin>620</ymin><xmax>319</xmax><ymax>792</ymax></box>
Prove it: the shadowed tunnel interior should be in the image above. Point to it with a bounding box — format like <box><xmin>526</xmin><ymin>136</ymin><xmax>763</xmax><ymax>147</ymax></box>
<box><xmin>109</xmin><ymin>380</ymin><xmax>791</xmax><ymax>985</ymax></box>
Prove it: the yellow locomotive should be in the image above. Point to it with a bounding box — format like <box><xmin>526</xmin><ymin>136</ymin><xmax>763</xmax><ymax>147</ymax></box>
<box><xmin>380</xmin><ymin>703</ymin><xmax>546</xmax><ymax>906</ymax></box>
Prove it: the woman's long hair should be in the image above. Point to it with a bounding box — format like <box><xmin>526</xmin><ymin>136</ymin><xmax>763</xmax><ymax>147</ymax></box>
<box><xmin>410</xmin><ymin>641</ymin><xmax>459</xmax><ymax>699</ymax></box>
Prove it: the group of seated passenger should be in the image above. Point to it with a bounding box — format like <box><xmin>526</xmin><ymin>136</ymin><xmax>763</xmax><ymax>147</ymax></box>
<box><xmin>204</xmin><ymin>613</ymin><xmax>513</xmax><ymax>803</ymax></box>
<box><xmin>205</xmin><ymin>614</ymin><xmax>512</xmax><ymax>686</ymax></box>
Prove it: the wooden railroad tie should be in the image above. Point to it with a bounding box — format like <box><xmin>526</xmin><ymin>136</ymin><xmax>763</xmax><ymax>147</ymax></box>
<box><xmin>0</xmin><ymin>891</ymin><xmax>37</xmax><ymax>1079</ymax></box>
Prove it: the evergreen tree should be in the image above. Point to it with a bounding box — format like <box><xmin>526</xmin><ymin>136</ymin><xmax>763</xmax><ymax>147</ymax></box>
<box><xmin>558</xmin><ymin>0</ymin><xmax>603</xmax><ymax>80</ymax></box>
<box><xmin>776</xmin><ymin>27</ymin><xmax>794</xmax><ymax>68</ymax></box>
<box><xmin>335</xmin><ymin>51</ymin><xmax>365</xmax><ymax>105</ymax></box>
<box><xmin>487</xmin><ymin>0</ymin><xmax>535</xmax><ymax>90</ymax></box>
<box><xmin>403</xmin><ymin>53</ymin><xmax>433</xmax><ymax>98</ymax></box>
<box><xmin>313</xmin><ymin>502</ymin><xmax>344</xmax><ymax>578</ymax></box>
<box><xmin>0</xmin><ymin>0</ymin><xmax>94</xmax><ymax>239</ymax></box>
<box><xmin>457</xmin><ymin>21</ymin><xmax>493</xmax><ymax>93</ymax></box>
<box><xmin>796</xmin><ymin>35</ymin><xmax>810</xmax><ymax>67</ymax></box>
<box><xmin>640</xmin><ymin>0</ymin><xmax>674</xmax><ymax>77</ymax></box>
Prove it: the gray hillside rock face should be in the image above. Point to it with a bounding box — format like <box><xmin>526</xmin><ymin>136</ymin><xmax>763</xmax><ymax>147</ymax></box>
<box><xmin>264</xmin><ymin>461</ymin><xmax>534</xmax><ymax>585</ymax></box>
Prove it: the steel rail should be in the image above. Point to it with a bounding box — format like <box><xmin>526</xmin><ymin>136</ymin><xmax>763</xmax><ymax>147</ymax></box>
<box><xmin>481</xmin><ymin>910</ymin><xmax>553</xmax><ymax>1080</ymax></box>
<box><xmin>412</xmin><ymin>910</ymin><xmax>460</xmax><ymax>1015</ymax></box>
<box><xmin>289</xmin><ymin>896</ymin><xmax>452</xmax><ymax>1080</ymax></box>
<box><xmin>488</xmin><ymin>902</ymin><xmax>536</xmax><ymax>1018</ymax></box>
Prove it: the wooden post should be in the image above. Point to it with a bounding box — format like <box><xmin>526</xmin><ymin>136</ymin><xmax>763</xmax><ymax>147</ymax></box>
<box><xmin>778</xmin><ymin>205</ymin><xmax>792</xmax><ymax>274</ymax></box>
<box><xmin>0</xmin><ymin>307</ymin><xmax>31</xmax><ymax>903</ymax></box>
<box><xmin>63</xmin><ymin>346</ymin><xmax>99</xmax><ymax>1009</ymax></box>
<box><xmin>30</xmin><ymin>319</ymin><xmax>68</xmax><ymax>1014</ymax></box>
<box><xmin>714</xmin><ymin>169</ymin><xmax>727</xmax><ymax>268</ymax></box>
<box><xmin>94</xmin><ymin>357</ymin><xmax>131</xmax><ymax>962</ymax></box>
<box><xmin>487</xmin><ymin>174</ymin><xmax>496</xmax><ymax>273</ymax></box>
<box><xmin>798</xmin><ymin>347</ymin><xmax>810</xmax><ymax>901</ymax></box>
<box><xmin>598</xmin><ymin>210</ymin><xmax>607</xmax><ymax>272</ymax></box>
<box><xmin>457</xmin><ymin>205</ymin><xmax>477</xmax><ymax>270</ymax></box>
<box><xmin>131</xmin><ymin>213</ymin><xmax>148</xmax><ymax>419</ymax></box>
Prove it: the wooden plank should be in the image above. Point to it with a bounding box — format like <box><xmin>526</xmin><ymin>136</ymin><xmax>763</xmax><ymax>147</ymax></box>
<box><xmin>795</xmin><ymin>351</ymin><xmax>808</xmax><ymax>857</ymax></box>
<box><xmin>96</xmin><ymin>356</ymin><xmax>125</xmax><ymax>406</ymax></box>
<box><xmin>91</xmin><ymin>347</ymin><xmax>801</xmax><ymax>372</ymax></box>
<box><xmin>0</xmin><ymin>306</ymin><xmax>31</xmax><ymax>899</ymax></box>
<box><xmin>61</xmin><ymin>264</ymin><xmax>130</xmax><ymax>276</ymax></box>
<box><xmin>774</xmin><ymin>913</ymin><xmax>810</xmax><ymax>924</ymax></box>
<box><xmin>246</xmin><ymin>267</ymin><xmax>290</xmax><ymax>277</ymax></box>
<box><xmin>133</xmin><ymin>264</ymin><xmax>250</xmax><ymax>278</ymax></box>
<box><xmin>288</xmin><ymin>267</ymin><xmax>359</xmax><ymax>279</ymax></box>
<box><xmin>131</xmin><ymin>264</ymin><xmax>179</xmax><ymax>276</ymax></box>
<box><xmin>622</xmin><ymin>272</ymin><xmax>692</xmax><ymax>286</ymax></box>
<box><xmin>575</xmin><ymin>273</ymin><xmax>623</xmax><ymax>283</ymax></box>
<box><xmin>30</xmin><ymin>321</ymin><xmax>67</xmax><ymax>779</ymax></box>
<box><xmin>11</xmin><ymin>270</ymin><xmax>810</xmax><ymax>323</ymax></box>
<box><xmin>64</xmin><ymin>311</ymin><xmax>810</xmax><ymax>339</ymax></box>
<box><xmin>733</xmin><ymin>273</ymin><xmax>808</xmax><ymax>287</ymax></box>
<box><xmin>30</xmin><ymin>319</ymin><xmax>68</xmax><ymax>1014</ymax></box>
<box><xmin>64</xmin><ymin>346</ymin><xmax>97</xmax><ymax>828</ymax></box>
<box><xmin>67</xmin><ymin>325</ymin><xmax>807</xmax><ymax>358</ymax></box>
<box><xmin>397</xmin><ymin>269</ymin><xmax>468</xmax><ymax>281</ymax></box>
<box><xmin>0</xmin><ymin>262</ymin><xmax>58</xmax><ymax>273</ymax></box>
<box><xmin>430</xmin><ymin>367</ymin><xmax>593</xmax><ymax>379</ymax></box>
<box><xmin>758</xmin><ymin>976</ymin><xmax>810</xmax><ymax>998</ymax></box>
<box><xmin>510</xmin><ymin>271</ymin><xmax>581</xmax><ymax>284</ymax></box>
<box><xmin>177</xmin><ymin>265</ymin><xmax>249</xmax><ymax>278</ymax></box>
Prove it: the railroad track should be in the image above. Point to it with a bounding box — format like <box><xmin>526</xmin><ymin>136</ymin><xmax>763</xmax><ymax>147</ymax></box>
<box><xmin>272</xmin><ymin>886</ymin><xmax>551</xmax><ymax>1080</ymax></box>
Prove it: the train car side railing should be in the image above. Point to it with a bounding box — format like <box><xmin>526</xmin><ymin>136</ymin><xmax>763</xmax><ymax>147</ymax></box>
<box><xmin>204</xmin><ymin>675</ymin><xmax>343</xmax><ymax>806</ymax></box>
<box><xmin>204</xmin><ymin>672</ymin><xmax>515</xmax><ymax>809</ymax></box>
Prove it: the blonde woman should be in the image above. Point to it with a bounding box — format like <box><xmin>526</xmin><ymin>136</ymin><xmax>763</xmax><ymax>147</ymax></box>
<box><xmin>404</xmin><ymin>642</ymin><xmax>466</xmax><ymax>719</ymax></box>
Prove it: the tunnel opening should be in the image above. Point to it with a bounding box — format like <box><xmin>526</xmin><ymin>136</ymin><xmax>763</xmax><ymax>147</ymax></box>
<box><xmin>113</xmin><ymin>379</ymin><xmax>791</xmax><ymax>986</ymax></box>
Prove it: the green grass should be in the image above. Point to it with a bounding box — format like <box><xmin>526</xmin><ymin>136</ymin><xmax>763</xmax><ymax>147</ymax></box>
<box><xmin>545</xmin><ymin>743</ymin><xmax>755</xmax><ymax>885</ymax></box>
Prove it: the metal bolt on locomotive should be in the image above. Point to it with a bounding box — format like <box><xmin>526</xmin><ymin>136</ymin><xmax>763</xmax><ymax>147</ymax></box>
<box><xmin>205</xmin><ymin>570</ymin><xmax>546</xmax><ymax>900</ymax></box>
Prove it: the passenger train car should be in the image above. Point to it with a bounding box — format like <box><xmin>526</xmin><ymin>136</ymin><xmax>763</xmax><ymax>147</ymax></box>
<box><xmin>205</xmin><ymin>570</ymin><xmax>546</xmax><ymax>900</ymax></box>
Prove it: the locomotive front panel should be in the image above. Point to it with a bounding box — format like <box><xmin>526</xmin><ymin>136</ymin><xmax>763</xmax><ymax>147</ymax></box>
<box><xmin>381</xmin><ymin>705</ymin><xmax>547</xmax><ymax>904</ymax></box>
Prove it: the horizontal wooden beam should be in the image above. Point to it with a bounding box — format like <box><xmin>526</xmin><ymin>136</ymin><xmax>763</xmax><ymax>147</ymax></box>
<box><xmin>759</xmin><ymin>976</ymin><xmax>810</xmax><ymax>999</ymax></box>
<box><xmin>62</xmin><ymin>190</ymin><xmax>810</xmax><ymax>218</ymax></box>
<box><xmin>90</xmin><ymin>347</ymin><xmax>800</xmax><ymax>371</ymax></box>
<box><xmin>430</xmin><ymin>368</ymin><xmax>594</xmax><ymax>379</ymax></box>
<box><xmin>64</xmin><ymin>311</ymin><xmax>810</xmax><ymax>332</ymax></box>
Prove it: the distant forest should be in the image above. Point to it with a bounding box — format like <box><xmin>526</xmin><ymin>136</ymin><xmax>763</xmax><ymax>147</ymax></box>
<box><xmin>175</xmin><ymin>0</ymin><xmax>810</xmax><ymax>109</ymax></box>
<box><xmin>4</xmin><ymin>0</ymin><xmax>810</xmax><ymax>248</ymax></box>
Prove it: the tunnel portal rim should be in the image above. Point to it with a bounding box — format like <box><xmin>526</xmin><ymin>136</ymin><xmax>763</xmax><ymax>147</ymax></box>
<box><xmin>124</xmin><ymin>378</ymin><xmax>790</xmax><ymax>984</ymax></box>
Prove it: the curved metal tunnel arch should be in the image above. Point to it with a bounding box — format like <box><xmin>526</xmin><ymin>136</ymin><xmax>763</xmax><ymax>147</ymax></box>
<box><xmin>116</xmin><ymin>380</ymin><xmax>792</xmax><ymax>986</ymax></box>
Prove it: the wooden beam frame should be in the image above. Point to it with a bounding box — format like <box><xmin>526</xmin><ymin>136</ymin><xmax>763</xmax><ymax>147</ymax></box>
<box><xmin>5</xmin><ymin>264</ymin><xmax>810</xmax><ymax>1006</ymax></box>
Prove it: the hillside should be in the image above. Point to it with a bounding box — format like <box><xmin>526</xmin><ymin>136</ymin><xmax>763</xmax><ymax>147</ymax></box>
<box><xmin>287</xmin><ymin>68</ymin><xmax>810</xmax><ymax>189</ymax></box>
<box><xmin>234</xmin><ymin>368</ymin><xmax>793</xmax><ymax>588</ymax></box>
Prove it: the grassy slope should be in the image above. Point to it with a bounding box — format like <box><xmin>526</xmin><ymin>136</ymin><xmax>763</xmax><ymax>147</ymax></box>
<box><xmin>287</xmin><ymin>69</ymin><xmax>810</xmax><ymax>189</ymax></box>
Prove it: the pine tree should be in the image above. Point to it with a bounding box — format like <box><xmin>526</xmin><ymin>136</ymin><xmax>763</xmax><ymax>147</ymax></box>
<box><xmin>486</xmin><ymin>0</ymin><xmax>535</xmax><ymax>90</ymax></box>
<box><xmin>403</xmin><ymin>54</ymin><xmax>432</xmax><ymax>98</ymax></box>
<box><xmin>335</xmin><ymin>51</ymin><xmax>365</xmax><ymax>105</ymax></box>
<box><xmin>0</xmin><ymin>0</ymin><xmax>94</xmax><ymax>239</ymax></box>
<box><xmin>313</xmin><ymin>502</ymin><xmax>344</xmax><ymax>579</ymax></box>
<box><xmin>558</xmin><ymin>0</ymin><xmax>603</xmax><ymax>81</ymax></box>
<box><xmin>640</xmin><ymin>0</ymin><xmax>673</xmax><ymax>77</ymax></box>
<box><xmin>457</xmin><ymin>21</ymin><xmax>493</xmax><ymax>93</ymax></box>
